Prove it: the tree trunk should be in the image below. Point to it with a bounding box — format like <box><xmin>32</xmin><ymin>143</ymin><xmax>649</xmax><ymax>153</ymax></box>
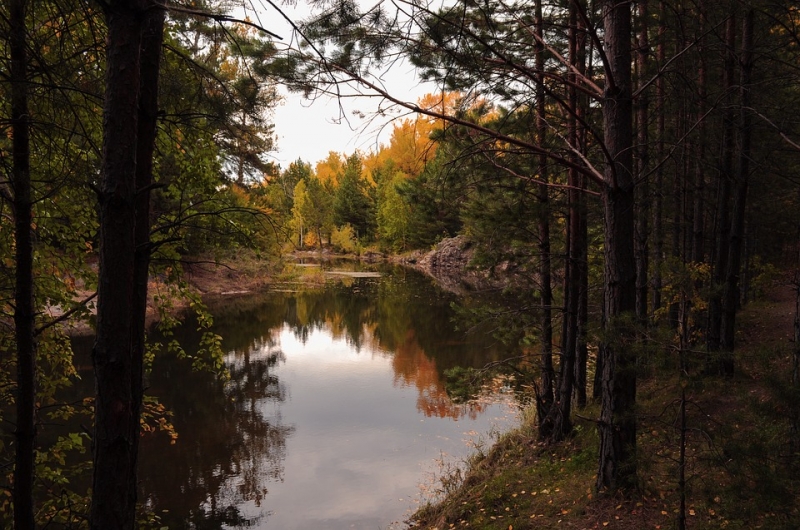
<box><xmin>534</xmin><ymin>0</ymin><xmax>555</xmax><ymax>434</ymax></box>
<box><xmin>573</xmin><ymin>0</ymin><xmax>589</xmax><ymax>411</ymax></box>
<box><xmin>707</xmin><ymin>9</ymin><xmax>736</xmax><ymax>368</ymax></box>
<box><xmin>91</xmin><ymin>2</ymin><xmax>145</xmax><ymax>528</ymax></box>
<box><xmin>692</xmin><ymin>9</ymin><xmax>707</xmax><ymax>265</ymax></box>
<box><xmin>10</xmin><ymin>0</ymin><xmax>37</xmax><ymax>526</ymax></box>
<box><xmin>635</xmin><ymin>0</ymin><xmax>650</xmax><ymax>323</ymax></box>
<box><xmin>547</xmin><ymin>0</ymin><xmax>586</xmax><ymax>441</ymax></box>
<box><xmin>651</xmin><ymin>1</ymin><xmax>666</xmax><ymax>315</ymax></box>
<box><xmin>130</xmin><ymin>2</ymin><xmax>165</xmax><ymax>523</ymax></box>
<box><xmin>597</xmin><ymin>0</ymin><xmax>637</xmax><ymax>491</ymax></box>
<box><xmin>719</xmin><ymin>9</ymin><xmax>754</xmax><ymax>375</ymax></box>
<box><xmin>575</xmin><ymin>179</ymin><xmax>589</xmax><ymax>408</ymax></box>
<box><xmin>791</xmin><ymin>277</ymin><xmax>800</xmax><ymax>463</ymax></box>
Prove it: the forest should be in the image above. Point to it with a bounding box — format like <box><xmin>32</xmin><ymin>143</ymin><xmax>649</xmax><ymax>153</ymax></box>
<box><xmin>2</xmin><ymin>0</ymin><xmax>800</xmax><ymax>528</ymax></box>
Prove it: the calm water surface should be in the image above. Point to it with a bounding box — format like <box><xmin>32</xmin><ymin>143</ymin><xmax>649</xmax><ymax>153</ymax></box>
<box><xmin>136</xmin><ymin>265</ymin><xmax>519</xmax><ymax>529</ymax></box>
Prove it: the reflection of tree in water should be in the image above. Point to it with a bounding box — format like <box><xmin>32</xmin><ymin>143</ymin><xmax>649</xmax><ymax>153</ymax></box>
<box><xmin>390</xmin><ymin>329</ymin><xmax>488</xmax><ymax>420</ymax></box>
<box><xmin>278</xmin><ymin>268</ymin><xmax>509</xmax><ymax>419</ymax></box>
<box><xmin>140</xmin><ymin>267</ymin><xmax>515</xmax><ymax>527</ymax></box>
<box><xmin>139</xmin><ymin>329</ymin><xmax>293</xmax><ymax>529</ymax></box>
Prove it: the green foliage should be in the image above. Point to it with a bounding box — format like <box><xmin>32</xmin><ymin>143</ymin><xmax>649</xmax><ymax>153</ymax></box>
<box><xmin>163</xmin><ymin>9</ymin><xmax>279</xmax><ymax>186</ymax></box>
<box><xmin>396</xmin><ymin>150</ymin><xmax>463</xmax><ymax>248</ymax></box>
<box><xmin>376</xmin><ymin>167</ymin><xmax>412</xmax><ymax>251</ymax></box>
<box><xmin>152</xmin><ymin>282</ymin><xmax>229</xmax><ymax>380</ymax></box>
<box><xmin>331</xmin><ymin>224</ymin><xmax>360</xmax><ymax>253</ymax></box>
<box><xmin>0</xmin><ymin>0</ymin><xmax>284</xmax><ymax>524</ymax></box>
<box><xmin>443</xmin><ymin>366</ymin><xmax>486</xmax><ymax>403</ymax></box>
<box><xmin>291</xmin><ymin>175</ymin><xmax>334</xmax><ymax>248</ymax></box>
<box><xmin>333</xmin><ymin>153</ymin><xmax>375</xmax><ymax>240</ymax></box>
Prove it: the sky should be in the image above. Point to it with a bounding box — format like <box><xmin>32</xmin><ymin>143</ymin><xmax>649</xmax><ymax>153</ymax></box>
<box><xmin>271</xmin><ymin>74</ymin><xmax>430</xmax><ymax>167</ymax></box>
<box><xmin>254</xmin><ymin>1</ymin><xmax>435</xmax><ymax>168</ymax></box>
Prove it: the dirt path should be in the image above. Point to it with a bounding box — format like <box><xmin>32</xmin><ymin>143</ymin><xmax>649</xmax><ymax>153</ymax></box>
<box><xmin>736</xmin><ymin>279</ymin><xmax>797</xmax><ymax>353</ymax></box>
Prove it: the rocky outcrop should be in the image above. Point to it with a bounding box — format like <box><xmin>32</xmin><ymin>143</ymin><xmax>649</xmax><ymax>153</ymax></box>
<box><xmin>414</xmin><ymin>236</ymin><xmax>507</xmax><ymax>294</ymax></box>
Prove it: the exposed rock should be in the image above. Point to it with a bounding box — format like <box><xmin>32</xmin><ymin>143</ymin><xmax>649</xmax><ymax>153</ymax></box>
<box><xmin>414</xmin><ymin>236</ymin><xmax>507</xmax><ymax>294</ymax></box>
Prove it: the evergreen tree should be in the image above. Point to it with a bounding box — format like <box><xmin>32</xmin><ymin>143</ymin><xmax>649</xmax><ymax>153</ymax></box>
<box><xmin>333</xmin><ymin>153</ymin><xmax>374</xmax><ymax>240</ymax></box>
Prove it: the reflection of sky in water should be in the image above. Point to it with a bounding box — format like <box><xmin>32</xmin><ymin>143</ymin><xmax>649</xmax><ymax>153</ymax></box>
<box><xmin>210</xmin><ymin>325</ymin><xmax>518</xmax><ymax>530</ymax></box>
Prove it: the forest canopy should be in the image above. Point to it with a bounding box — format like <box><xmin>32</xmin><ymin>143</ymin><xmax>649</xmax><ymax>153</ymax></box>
<box><xmin>2</xmin><ymin>0</ymin><xmax>800</xmax><ymax>527</ymax></box>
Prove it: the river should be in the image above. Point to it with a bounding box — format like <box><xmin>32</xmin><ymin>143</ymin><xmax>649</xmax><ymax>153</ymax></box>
<box><xmin>100</xmin><ymin>264</ymin><xmax>520</xmax><ymax>529</ymax></box>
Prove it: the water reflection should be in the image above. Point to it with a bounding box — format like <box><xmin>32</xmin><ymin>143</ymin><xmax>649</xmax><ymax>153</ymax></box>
<box><xmin>139</xmin><ymin>265</ymin><xmax>517</xmax><ymax>529</ymax></box>
<box><xmin>140</xmin><ymin>339</ymin><xmax>293</xmax><ymax>528</ymax></box>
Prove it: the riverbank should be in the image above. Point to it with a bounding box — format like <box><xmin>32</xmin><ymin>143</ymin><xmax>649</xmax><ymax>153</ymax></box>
<box><xmin>409</xmin><ymin>282</ymin><xmax>800</xmax><ymax>529</ymax></box>
<box><xmin>58</xmin><ymin>249</ymin><xmax>323</xmax><ymax>336</ymax></box>
<box><xmin>59</xmin><ymin>246</ymin><xmax>800</xmax><ymax>529</ymax></box>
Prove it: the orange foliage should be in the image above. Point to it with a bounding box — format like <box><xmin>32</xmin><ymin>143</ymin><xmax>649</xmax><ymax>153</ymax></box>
<box><xmin>392</xmin><ymin>329</ymin><xmax>485</xmax><ymax>420</ymax></box>
<box><xmin>314</xmin><ymin>151</ymin><xmax>345</xmax><ymax>186</ymax></box>
<box><xmin>367</xmin><ymin>92</ymin><xmax>464</xmax><ymax>180</ymax></box>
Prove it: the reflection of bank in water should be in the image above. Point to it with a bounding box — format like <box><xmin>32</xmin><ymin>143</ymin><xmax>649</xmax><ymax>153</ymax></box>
<box><xmin>137</xmin><ymin>265</ymin><xmax>521</xmax><ymax>530</ymax></box>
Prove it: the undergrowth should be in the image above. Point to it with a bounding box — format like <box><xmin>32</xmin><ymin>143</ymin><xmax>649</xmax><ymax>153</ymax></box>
<box><xmin>410</xmin><ymin>288</ymin><xmax>800</xmax><ymax>529</ymax></box>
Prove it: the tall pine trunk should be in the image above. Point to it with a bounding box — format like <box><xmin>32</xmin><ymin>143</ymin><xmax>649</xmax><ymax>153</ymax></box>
<box><xmin>635</xmin><ymin>0</ymin><xmax>650</xmax><ymax>323</ymax></box>
<box><xmin>91</xmin><ymin>1</ymin><xmax>158</xmax><ymax>527</ymax></box>
<box><xmin>708</xmin><ymin>9</ymin><xmax>736</xmax><ymax>369</ymax></box>
<box><xmin>131</xmin><ymin>2</ymin><xmax>165</xmax><ymax>521</ymax></box>
<box><xmin>651</xmin><ymin>1</ymin><xmax>666</xmax><ymax>315</ymax></box>
<box><xmin>10</xmin><ymin>0</ymin><xmax>36</xmax><ymax>526</ymax></box>
<box><xmin>548</xmin><ymin>0</ymin><xmax>587</xmax><ymax>441</ymax></box>
<box><xmin>534</xmin><ymin>0</ymin><xmax>555</xmax><ymax>432</ymax></box>
<box><xmin>719</xmin><ymin>9</ymin><xmax>754</xmax><ymax>375</ymax></box>
<box><xmin>692</xmin><ymin>8</ymin><xmax>707</xmax><ymax>265</ymax></box>
<box><xmin>573</xmin><ymin>1</ymin><xmax>589</xmax><ymax>410</ymax></box>
<box><xmin>597</xmin><ymin>0</ymin><xmax>637</xmax><ymax>491</ymax></box>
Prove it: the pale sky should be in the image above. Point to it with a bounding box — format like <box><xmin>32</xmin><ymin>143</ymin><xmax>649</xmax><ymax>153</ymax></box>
<box><xmin>271</xmin><ymin>74</ymin><xmax>431</xmax><ymax>167</ymax></box>
<box><xmin>255</xmin><ymin>1</ymin><xmax>435</xmax><ymax>168</ymax></box>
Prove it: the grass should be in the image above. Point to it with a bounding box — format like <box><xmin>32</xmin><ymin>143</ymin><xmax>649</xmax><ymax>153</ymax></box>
<box><xmin>410</xmin><ymin>284</ymin><xmax>800</xmax><ymax>529</ymax></box>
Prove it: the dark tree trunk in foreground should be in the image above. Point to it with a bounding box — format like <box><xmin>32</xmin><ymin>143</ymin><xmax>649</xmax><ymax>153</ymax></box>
<box><xmin>573</xmin><ymin>0</ymin><xmax>589</xmax><ymax>411</ymax></box>
<box><xmin>708</xmin><ymin>9</ymin><xmax>736</xmax><ymax>369</ymax></box>
<box><xmin>91</xmin><ymin>1</ymin><xmax>162</xmax><ymax>527</ymax></box>
<box><xmin>92</xmin><ymin>3</ymin><xmax>142</xmax><ymax>523</ymax></box>
<box><xmin>792</xmin><ymin>276</ymin><xmax>800</xmax><ymax>462</ymax></box>
<box><xmin>10</xmin><ymin>0</ymin><xmax>36</xmax><ymax>526</ymax></box>
<box><xmin>534</xmin><ymin>0</ymin><xmax>555</xmax><ymax>433</ymax></box>
<box><xmin>719</xmin><ymin>9</ymin><xmax>754</xmax><ymax>375</ymax></box>
<box><xmin>131</xmin><ymin>0</ymin><xmax>165</xmax><ymax>519</ymax></box>
<box><xmin>692</xmin><ymin>8</ymin><xmax>707</xmax><ymax>265</ymax></box>
<box><xmin>597</xmin><ymin>0</ymin><xmax>638</xmax><ymax>491</ymax></box>
<box><xmin>651</xmin><ymin>1</ymin><xmax>666</xmax><ymax>315</ymax></box>
<box><xmin>634</xmin><ymin>0</ymin><xmax>650</xmax><ymax>323</ymax></box>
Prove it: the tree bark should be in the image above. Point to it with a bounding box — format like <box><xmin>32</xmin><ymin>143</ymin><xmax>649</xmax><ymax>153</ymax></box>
<box><xmin>719</xmin><ymin>9</ymin><xmax>754</xmax><ymax>375</ymax></box>
<box><xmin>597</xmin><ymin>0</ymin><xmax>637</xmax><ymax>491</ymax></box>
<box><xmin>547</xmin><ymin>0</ymin><xmax>587</xmax><ymax>441</ymax></box>
<box><xmin>792</xmin><ymin>277</ymin><xmax>800</xmax><ymax>463</ymax></box>
<box><xmin>534</xmin><ymin>0</ymin><xmax>555</xmax><ymax>434</ymax></box>
<box><xmin>573</xmin><ymin>0</ymin><xmax>589</xmax><ymax>411</ymax></box>
<box><xmin>634</xmin><ymin>0</ymin><xmax>650</xmax><ymax>323</ymax></box>
<box><xmin>10</xmin><ymin>0</ymin><xmax>37</xmax><ymax>526</ymax></box>
<box><xmin>707</xmin><ymin>8</ymin><xmax>736</xmax><ymax>368</ymax></box>
<box><xmin>91</xmin><ymin>1</ymin><xmax>145</xmax><ymax>528</ymax></box>
<box><xmin>130</xmin><ymin>1</ymin><xmax>165</xmax><ymax>521</ymax></box>
<box><xmin>651</xmin><ymin>1</ymin><xmax>666</xmax><ymax>315</ymax></box>
<box><xmin>692</xmin><ymin>9</ymin><xmax>707</xmax><ymax>265</ymax></box>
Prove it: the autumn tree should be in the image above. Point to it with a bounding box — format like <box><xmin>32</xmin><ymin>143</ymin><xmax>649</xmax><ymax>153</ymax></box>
<box><xmin>333</xmin><ymin>152</ymin><xmax>375</xmax><ymax>240</ymax></box>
